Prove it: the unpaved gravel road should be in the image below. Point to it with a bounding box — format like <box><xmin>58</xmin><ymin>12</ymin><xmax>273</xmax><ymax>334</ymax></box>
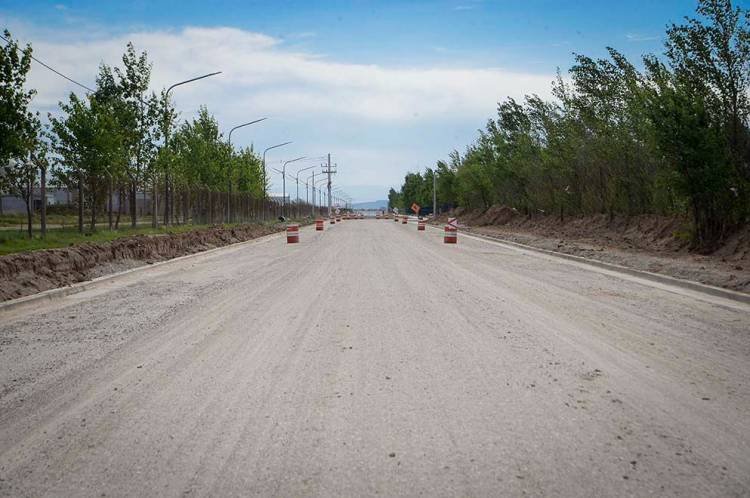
<box><xmin>1</xmin><ymin>219</ymin><xmax>749</xmax><ymax>497</ymax></box>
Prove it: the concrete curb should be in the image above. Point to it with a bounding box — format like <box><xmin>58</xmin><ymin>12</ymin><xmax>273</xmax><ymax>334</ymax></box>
<box><xmin>0</xmin><ymin>228</ymin><xmax>289</xmax><ymax>314</ymax></box>
<box><xmin>426</xmin><ymin>223</ymin><xmax>750</xmax><ymax>306</ymax></box>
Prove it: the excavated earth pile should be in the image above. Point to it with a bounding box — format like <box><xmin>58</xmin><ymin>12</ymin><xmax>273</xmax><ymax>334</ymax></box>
<box><xmin>437</xmin><ymin>205</ymin><xmax>750</xmax><ymax>293</ymax></box>
<box><xmin>0</xmin><ymin>224</ymin><xmax>284</xmax><ymax>302</ymax></box>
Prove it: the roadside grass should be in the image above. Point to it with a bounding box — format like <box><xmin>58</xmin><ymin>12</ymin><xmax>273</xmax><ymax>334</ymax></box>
<box><xmin>0</xmin><ymin>224</ymin><xmax>237</xmax><ymax>256</ymax></box>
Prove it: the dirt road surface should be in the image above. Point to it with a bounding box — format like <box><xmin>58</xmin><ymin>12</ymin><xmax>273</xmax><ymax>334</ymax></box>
<box><xmin>1</xmin><ymin>219</ymin><xmax>748</xmax><ymax>497</ymax></box>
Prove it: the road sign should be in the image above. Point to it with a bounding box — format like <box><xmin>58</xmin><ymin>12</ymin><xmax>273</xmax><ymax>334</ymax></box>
<box><xmin>448</xmin><ymin>217</ymin><xmax>458</xmax><ymax>229</ymax></box>
<box><xmin>336</xmin><ymin>207</ymin><xmax>341</xmax><ymax>215</ymax></box>
<box><xmin>411</xmin><ymin>203</ymin><xmax>420</xmax><ymax>214</ymax></box>
<box><xmin>393</xmin><ymin>207</ymin><xmax>399</xmax><ymax>214</ymax></box>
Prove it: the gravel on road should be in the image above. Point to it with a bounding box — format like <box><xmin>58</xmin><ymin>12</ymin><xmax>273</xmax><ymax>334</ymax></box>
<box><xmin>1</xmin><ymin>219</ymin><xmax>748</xmax><ymax>496</ymax></box>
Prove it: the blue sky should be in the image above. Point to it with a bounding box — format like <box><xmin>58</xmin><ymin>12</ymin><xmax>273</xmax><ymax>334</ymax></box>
<box><xmin>1</xmin><ymin>0</ymin><xmax>717</xmax><ymax>202</ymax></box>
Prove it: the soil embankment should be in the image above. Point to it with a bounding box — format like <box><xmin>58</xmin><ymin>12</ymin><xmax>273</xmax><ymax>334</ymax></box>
<box><xmin>439</xmin><ymin>206</ymin><xmax>750</xmax><ymax>293</ymax></box>
<box><xmin>0</xmin><ymin>223</ymin><xmax>285</xmax><ymax>301</ymax></box>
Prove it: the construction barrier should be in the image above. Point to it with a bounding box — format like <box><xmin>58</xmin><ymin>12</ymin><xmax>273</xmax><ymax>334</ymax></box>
<box><xmin>336</xmin><ymin>216</ymin><xmax>341</xmax><ymax>222</ymax></box>
<box><xmin>444</xmin><ymin>225</ymin><xmax>457</xmax><ymax>244</ymax></box>
<box><xmin>394</xmin><ymin>216</ymin><xmax>398</xmax><ymax>222</ymax></box>
<box><xmin>418</xmin><ymin>219</ymin><xmax>425</xmax><ymax>231</ymax></box>
<box><xmin>402</xmin><ymin>216</ymin><xmax>408</xmax><ymax>224</ymax></box>
<box><xmin>330</xmin><ymin>217</ymin><xmax>336</xmax><ymax>225</ymax></box>
<box><xmin>315</xmin><ymin>219</ymin><xmax>324</xmax><ymax>231</ymax></box>
<box><xmin>287</xmin><ymin>224</ymin><xmax>300</xmax><ymax>244</ymax></box>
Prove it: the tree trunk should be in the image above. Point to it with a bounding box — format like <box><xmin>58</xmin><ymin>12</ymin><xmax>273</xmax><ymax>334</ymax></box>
<box><xmin>24</xmin><ymin>180</ymin><xmax>32</xmax><ymax>239</ymax></box>
<box><xmin>108</xmin><ymin>176</ymin><xmax>113</xmax><ymax>230</ymax></box>
<box><xmin>40</xmin><ymin>166</ymin><xmax>47</xmax><ymax>238</ymax></box>
<box><xmin>164</xmin><ymin>172</ymin><xmax>169</xmax><ymax>226</ymax></box>
<box><xmin>115</xmin><ymin>185</ymin><xmax>123</xmax><ymax>230</ymax></box>
<box><xmin>152</xmin><ymin>176</ymin><xmax>158</xmax><ymax>229</ymax></box>
<box><xmin>130</xmin><ymin>181</ymin><xmax>137</xmax><ymax>228</ymax></box>
<box><xmin>78</xmin><ymin>174</ymin><xmax>84</xmax><ymax>234</ymax></box>
<box><xmin>90</xmin><ymin>186</ymin><xmax>97</xmax><ymax>232</ymax></box>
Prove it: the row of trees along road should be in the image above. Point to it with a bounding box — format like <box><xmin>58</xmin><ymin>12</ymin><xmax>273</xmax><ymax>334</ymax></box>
<box><xmin>390</xmin><ymin>0</ymin><xmax>750</xmax><ymax>251</ymax></box>
<box><xmin>0</xmin><ymin>35</ymin><xmax>266</xmax><ymax>237</ymax></box>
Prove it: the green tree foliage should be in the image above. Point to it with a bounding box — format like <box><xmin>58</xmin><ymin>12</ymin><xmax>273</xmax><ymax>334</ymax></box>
<box><xmin>49</xmin><ymin>93</ymin><xmax>126</xmax><ymax>232</ymax></box>
<box><xmin>170</xmin><ymin>107</ymin><xmax>264</xmax><ymax>195</ymax></box>
<box><xmin>394</xmin><ymin>0</ymin><xmax>750</xmax><ymax>250</ymax></box>
<box><xmin>0</xmin><ymin>30</ymin><xmax>40</xmax><ymax>237</ymax></box>
<box><xmin>0</xmin><ymin>30</ymin><xmax>36</xmax><ymax>167</ymax></box>
<box><xmin>231</xmin><ymin>147</ymin><xmax>265</xmax><ymax>197</ymax></box>
<box><xmin>387</xmin><ymin>187</ymin><xmax>402</xmax><ymax>211</ymax></box>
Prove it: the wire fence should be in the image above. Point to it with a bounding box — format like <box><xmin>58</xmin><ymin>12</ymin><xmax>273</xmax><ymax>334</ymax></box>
<box><xmin>1</xmin><ymin>187</ymin><xmax>334</xmax><ymax>232</ymax></box>
<box><xmin>127</xmin><ymin>188</ymin><xmax>330</xmax><ymax>226</ymax></box>
<box><xmin>181</xmin><ymin>189</ymin><xmax>323</xmax><ymax>225</ymax></box>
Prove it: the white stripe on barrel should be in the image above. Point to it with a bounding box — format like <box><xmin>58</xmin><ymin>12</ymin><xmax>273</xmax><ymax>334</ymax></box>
<box><xmin>315</xmin><ymin>218</ymin><xmax>324</xmax><ymax>231</ymax></box>
<box><xmin>287</xmin><ymin>224</ymin><xmax>300</xmax><ymax>244</ymax></box>
<box><xmin>444</xmin><ymin>225</ymin><xmax>457</xmax><ymax>244</ymax></box>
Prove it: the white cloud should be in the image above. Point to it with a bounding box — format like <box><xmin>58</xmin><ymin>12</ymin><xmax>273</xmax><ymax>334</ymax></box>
<box><xmin>20</xmin><ymin>24</ymin><xmax>553</xmax><ymax>120</ymax></box>
<box><xmin>13</xmin><ymin>22</ymin><xmax>555</xmax><ymax>200</ymax></box>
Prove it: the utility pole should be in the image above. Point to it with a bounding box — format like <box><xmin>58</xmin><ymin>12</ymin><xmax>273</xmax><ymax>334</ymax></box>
<box><xmin>322</xmin><ymin>154</ymin><xmax>336</xmax><ymax>218</ymax></box>
<box><xmin>327</xmin><ymin>153</ymin><xmax>332</xmax><ymax>217</ymax></box>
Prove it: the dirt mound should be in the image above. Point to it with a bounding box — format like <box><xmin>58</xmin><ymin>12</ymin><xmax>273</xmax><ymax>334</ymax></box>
<box><xmin>500</xmin><ymin>213</ymin><xmax>692</xmax><ymax>254</ymax></box>
<box><xmin>437</xmin><ymin>206</ymin><xmax>750</xmax><ymax>291</ymax></box>
<box><xmin>0</xmin><ymin>223</ymin><xmax>284</xmax><ymax>302</ymax></box>
<box><xmin>447</xmin><ymin>207</ymin><xmax>694</xmax><ymax>254</ymax></box>
<box><xmin>474</xmin><ymin>205</ymin><xmax>520</xmax><ymax>226</ymax></box>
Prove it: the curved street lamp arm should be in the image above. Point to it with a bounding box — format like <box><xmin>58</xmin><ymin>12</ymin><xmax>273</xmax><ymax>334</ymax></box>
<box><xmin>167</xmin><ymin>71</ymin><xmax>222</xmax><ymax>95</ymax></box>
<box><xmin>228</xmin><ymin>117</ymin><xmax>268</xmax><ymax>144</ymax></box>
<box><xmin>263</xmin><ymin>141</ymin><xmax>293</xmax><ymax>156</ymax></box>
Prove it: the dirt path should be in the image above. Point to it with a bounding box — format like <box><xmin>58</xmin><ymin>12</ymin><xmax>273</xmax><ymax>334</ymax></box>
<box><xmin>1</xmin><ymin>219</ymin><xmax>748</xmax><ymax>496</ymax></box>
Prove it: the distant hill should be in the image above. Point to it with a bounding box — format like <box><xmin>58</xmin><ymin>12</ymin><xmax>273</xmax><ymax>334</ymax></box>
<box><xmin>351</xmin><ymin>200</ymin><xmax>388</xmax><ymax>210</ymax></box>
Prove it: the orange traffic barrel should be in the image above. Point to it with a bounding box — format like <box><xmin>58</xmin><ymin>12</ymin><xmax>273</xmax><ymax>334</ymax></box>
<box><xmin>393</xmin><ymin>216</ymin><xmax>398</xmax><ymax>222</ymax></box>
<box><xmin>287</xmin><ymin>224</ymin><xmax>300</xmax><ymax>243</ymax></box>
<box><xmin>315</xmin><ymin>218</ymin><xmax>324</xmax><ymax>231</ymax></box>
<box><xmin>444</xmin><ymin>225</ymin><xmax>457</xmax><ymax>244</ymax></box>
<box><xmin>418</xmin><ymin>220</ymin><xmax>425</xmax><ymax>231</ymax></box>
<box><xmin>402</xmin><ymin>216</ymin><xmax>407</xmax><ymax>224</ymax></box>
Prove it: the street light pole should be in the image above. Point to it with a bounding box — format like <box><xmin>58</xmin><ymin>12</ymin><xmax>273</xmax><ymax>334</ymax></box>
<box><xmin>305</xmin><ymin>171</ymin><xmax>318</xmax><ymax>214</ymax></box>
<box><xmin>161</xmin><ymin>71</ymin><xmax>222</xmax><ymax>227</ymax></box>
<box><xmin>281</xmin><ymin>156</ymin><xmax>305</xmax><ymax>218</ymax></box>
<box><xmin>293</xmin><ymin>164</ymin><xmax>316</xmax><ymax>216</ymax></box>
<box><xmin>226</xmin><ymin>118</ymin><xmax>267</xmax><ymax>223</ymax></box>
<box><xmin>262</xmin><ymin>141</ymin><xmax>292</xmax><ymax>220</ymax></box>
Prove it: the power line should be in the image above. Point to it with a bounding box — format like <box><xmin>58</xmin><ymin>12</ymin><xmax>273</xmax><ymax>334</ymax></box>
<box><xmin>0</xmin><ymin>33</ymin><xmax>95</xmax><ymax>93</ymax></box>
